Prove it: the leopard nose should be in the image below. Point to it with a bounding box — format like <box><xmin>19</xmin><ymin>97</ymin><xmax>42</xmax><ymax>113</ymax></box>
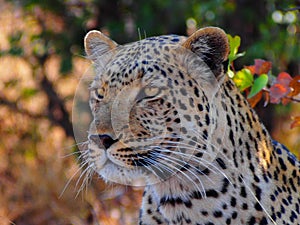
<box><xmin>89</xmin><ymin>134</ymin><xmax>118</xmax><ymax>149</ymax></box>
<box><xmin>98</xmin><ymin>134</ymin><xmax>118</xmax><ymax>149</ymax></box>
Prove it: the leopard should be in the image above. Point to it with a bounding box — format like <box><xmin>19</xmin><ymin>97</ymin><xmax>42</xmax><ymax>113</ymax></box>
<box><xmin>81</xmin><ymin>27</ymin><xmax>300</xmax><ymax>225</ymax></box>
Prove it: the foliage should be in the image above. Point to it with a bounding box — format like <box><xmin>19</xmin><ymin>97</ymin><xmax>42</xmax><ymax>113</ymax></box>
<box><xmin>228</xmin><ymin>35</ymin><xmax>300</xmax><ymax>129</ymax></box>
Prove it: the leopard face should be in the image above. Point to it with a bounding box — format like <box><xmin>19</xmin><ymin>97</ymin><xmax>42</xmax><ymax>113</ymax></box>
<box><xmin>84</xmin><ymin>28</ymin><xmax>229</xmax><ymax>186</ymax></box>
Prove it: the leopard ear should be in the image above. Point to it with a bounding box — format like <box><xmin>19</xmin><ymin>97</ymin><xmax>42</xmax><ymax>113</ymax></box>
<box><xmin>84</xmin><ymin>30</ymin><xmax>118</xmax><ymax>61</ymax></box>
<box><xmin>181</xmin><ymin>27</ymin><xmax>229</xmax><ymax>76</ymax></box>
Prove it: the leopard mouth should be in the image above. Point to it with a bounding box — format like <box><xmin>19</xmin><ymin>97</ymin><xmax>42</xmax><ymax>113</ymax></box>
<box><xmin>86</xmin><ymin>135</ymin><xmax>195</xmax><ymax>185</ymax></box>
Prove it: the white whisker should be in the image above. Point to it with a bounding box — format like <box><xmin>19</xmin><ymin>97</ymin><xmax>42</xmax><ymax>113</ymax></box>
<box><xmin>59</xmin><ymin>159</ymin><xmax>89</xmax><ymax>198</ymax></box>
<box><xmin>154</xmin><ymin>153</ymin><xmax>207</xmax><ymax>198</ymax></box>
<box><xmin>75</xmin><ymin>163</ymin><xmax>94</xmax><ymax>198</ymax></box>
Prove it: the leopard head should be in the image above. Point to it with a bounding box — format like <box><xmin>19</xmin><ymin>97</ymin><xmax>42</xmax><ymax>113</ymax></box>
<box><xmin>83</xmin><ymin>27</ymin><xmax>229</xmax><ymax>185</ymax></box>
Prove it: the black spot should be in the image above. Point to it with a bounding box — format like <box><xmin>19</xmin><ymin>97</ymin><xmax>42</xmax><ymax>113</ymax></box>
<box><xmin>229</xmin><ymin>129</ymin><xmax>235</xmax><ymax>146</ymax></box>
<box><xmin>231</xmin><ymin>211</ymin><xmax>238</xmax><ymax>219</ymax></box>
<box><xmin>153</xmin><ymin>65</ymin><xmax>160</xmax><ymax>71</ymax></box>
<box><xmin>190</xmin><ymin>191</ymin><xmax>203</xmax><ymax>199</ymax></box>
<box><xmin>152</xmin><ymin>216</ymin><xmax>163</xmax><ymax>224</ymax></box>
<box><xmin>249</xmin><ymin>163</ymin><xmax>255</xmax><ymax>173</ymax></box>
<box><xmin>247</xmin><ymin>216</ymin><xmax>256</xmax><ymax>225</ymax></box>
<box><xmin>289</xmin><ymin>177</ymin><xmax>297</xmax><ymax>192</ymax></box>
<box><xmin>259</xmin><ymin>217</ymin><xmax>268</xmax><ymax>225</ymax></box>
<box><xmin>174</xmin><ymin>118</ymin><xmax>181</xmax><ymax>123</ymax></box>
<box><xmin>195</xmin><ymin>152</ymin><xmax>203</xmax><ymax>158</ymax></box>
<box><xmin>197</xmin><ymin>104</ymin><xmax>204</xmax><ymax>111</ymax></box>
<box><xmin>184</xmin><ymin>199</ymin><xmax>192</xmax><ymax>208</ymax></box>
<box><xmin>205</xmin><ymin>114</ymin><xmax>210</xmax><ymax>125</ymax></box>
<box><xmin>206</xmin><ymin>189</ymin><xmax>219</xmax><ymax>198</ymax></box>
<box><xmin>282</xmin><ymin>198</ymin><xmax>289</xmax><ymax>206</ymax></box>
<box><xmin>179</xmin><ymin>71</ymin><xmax>184</xmax><ymax>79</ymax></box>
<box><xmin>216</xmin><ymin>157</ymin><xmax>227</xmax><ymax>170</ymax></box>
<box><xmin>263</xmin><ymin>173</ymin><xmax>269</xmax><ymax>183</ymax></box>
<box><xmin>167</xmin><ymin>67</ymin><xmax>173</xmax><ymax>73</ymax></box>
<box><xmin>278</xmin><ymin>157</ymin><xmax>287</xmax><ymax>171</ymax></box>
<box><xmin>287</xmin><ymin>156</ymin><xmax>296</xmax><ymax>166</ymax></box>
<box><xmin>226</xmin><ymin>114</ymin><xmax>232</xmax><ymax>126</ymax></box>
<box><xmin>256</xmin><ymin>131</ymin><xmax>261</xmax><ymax>140</ymax></box>
<box><xmin>254</xmin><ymin>202</ymin><xmax>263</xmax><ymax>211</ymax></box>
<box><xmin>242</xmin><ymin>203</ymin><xmax>248</xmax><ymax>210</ymax></box>
<box><xmin>202</xmin><ymin>129</ymin><xmax>208</xmax><ymax>140</ymax></box>
<box><xmin>194</xmin><ymin>87</ymin><xmax>200</xmax><ymax>97</ymax></box>
<box><xmin>271</xmin><ymin>213</ymin><xmax>276</xmax><ymax>221</ymax></box>
<box><xmin>160</xmin><ymin>69</ymin><xmax>167</xmax><ymax>77</ymax></box>
<box><xmin>226</xmin><ymin>218</ymin><xmax>231</xmax><ymax>225</ymax></box>
<box><xmin>290</xmin><ymin>211</ymin><xmax>298</xmax><ymax>223</ymax></box>
<box><xmin>254</xmin><ymin>174</ymin><xmax>260</xmax><ymax>183</ymax></box>
<box><xmin>240</xmin><ymin>186</ymin><xmax>247</xmax><ymax>198</ymax></box>
<box><xmin>200</xmin><ymin>168</ymin><xmax>210</xmax><ymax>175</ymax></box>
<box><xmin>233</xmin><ymin>150</ymin><xmax>238</xmax><ymax>167</ymax></box>
<box><xmin>167</xmin><ymin>127</ymin><xmax>173</xmax><ymax>132</ymax></box>
<box><xmin>221</xmin><ymin>178</ymin><xmax>230</xmax><ymax>193</ymax></box>
<box><xmin>276</xmin><ymin>147</ymin><xmax>282</xmax><ymax>155</ymax></box>
<box><xmin>201</xmin><ymin>211</ymin><xmax>208</xmax><ymax>216</ymax></box>
<box><xmin>148</xmin><ymin>195</ymin><xmax>152</xmax><ymax>204</ymax></box>
<box><xmin>213</xmin><ymin>211</ymin><xmax>223</xmax><ymax>218</ymax></box>
<box><xmin>171</xmin><ymin>38</ymin><xmax>180</xmax><ymax>42</ymax></box>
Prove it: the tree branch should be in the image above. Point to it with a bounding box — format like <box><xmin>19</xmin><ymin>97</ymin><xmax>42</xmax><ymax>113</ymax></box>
<box><xmin>39</xmin><ymin>75</ymin><xmax>74</xmax><ymax>138</ymax></box>
<box><xmin>0</xmin><ymin>94</ymin><xmax>46</xmax><ymax>120</ymax></box>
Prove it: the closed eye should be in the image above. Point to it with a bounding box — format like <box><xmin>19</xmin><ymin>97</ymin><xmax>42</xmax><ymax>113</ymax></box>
<box><xmin>135</xmin><ymin>86</ymin><xmax>162</xmax><ymax>103</ymax></box>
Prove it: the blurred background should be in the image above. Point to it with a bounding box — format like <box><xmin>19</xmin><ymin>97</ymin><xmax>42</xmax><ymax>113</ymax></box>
<box><xmin>0</xmin><ymin>0</ymin><xmax>299</xmax><ymax>224</ymax></box>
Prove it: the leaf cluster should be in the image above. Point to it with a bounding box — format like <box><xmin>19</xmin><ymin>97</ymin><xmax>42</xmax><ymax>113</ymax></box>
<box><xmin>228</xmin><ymin>35</ymin><xmax>300</xmax><ymax>128</ymax></box>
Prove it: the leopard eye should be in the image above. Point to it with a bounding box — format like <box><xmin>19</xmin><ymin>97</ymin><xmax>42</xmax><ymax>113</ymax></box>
<box><xmin>95</xmin><ymin>88</ymin><xmax>104</xmax><ymax>99</ymax></box>
<box><xmin>136</xmin><ymin>86</ymin><xmax>162</xmax><ymax>103</ymax></box>
<box><xmin>144</xmin><ymin>87</ymin><xmax>160</xmax><ymax>97</ymax></box>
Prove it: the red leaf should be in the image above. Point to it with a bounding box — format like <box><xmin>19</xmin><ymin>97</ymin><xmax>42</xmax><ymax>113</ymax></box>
<box><xmin>245</xmin><ymin>59</ymin><xmax>272</xmax><ymax>75</ymax></box>
<box><xmin>248</xmin><ymin>91</ymin><xmax>262</xmax><ymax>107</ymax></box>
<box><xmin>281</xmin><ymin>97</ymin><xmax>291</xmax><ymax>106</ymax></box>
<box><xmin>254</xmin><ymin>59</ymin><xmax>272</xmax><ymax>75</ymax></box>
<box><xmin>288</xmin><ymin>75</ymin><xmax>300</xmax><ymax>97</ymax></box>
<box><xmin>291</xmin><ymin>116</ymin><xmax>300</xmax><ymax>129</ymax></box>
<box><xmin>245</xmin><ymin>65</ymin><xmax>256</xmax><ymax>75</ymax></box>
<box><xmin>276</xmin><ymin>72</ymin><xmax>292</xmax><ymax>86</ymax></box>
<box><xmin>269</xmin><ymin>72</ymin><xmax>293</xmax><ymax>104</ymax></box>
<box><xmin>269</xmin><ymin>83</ymin><xmax>289</xmax><ymax>104</ymax></box>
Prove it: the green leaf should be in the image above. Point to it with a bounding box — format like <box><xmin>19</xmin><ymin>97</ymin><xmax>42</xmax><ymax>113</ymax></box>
<box><xmin>248</xmin><ymin>74</ymin><xmax>268</xmax><ymax>99</ymax></box>
<box><xmin>21</xmin><ymin>88</ymin><xmax>39</xmax><ymax>99</ymax></box>
<box><xmin>233</xmin><ymin>69</ymin><xmax>253</xmax><ymax>91</ymax></box>
<box><xmin>227</xmin><ymin>34</ymin><xmax>245</xmax><ymax>62</ymax></box>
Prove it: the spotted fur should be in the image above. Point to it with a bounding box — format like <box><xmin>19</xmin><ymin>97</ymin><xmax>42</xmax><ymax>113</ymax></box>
<box><xmin>83</xmin><ymin>27</ymin><xmax>300</xmax><ymax>225</ymax></box>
